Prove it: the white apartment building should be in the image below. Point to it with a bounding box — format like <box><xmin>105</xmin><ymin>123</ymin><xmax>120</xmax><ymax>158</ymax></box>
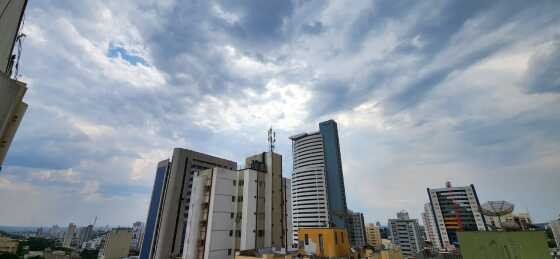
<box><xmin>289</xmin><ymin>132</ymin><xmax>329</xmax><ymax>242</ymax></box>
<box><xmin>183</xmin><ymin>157</ymin><xmax>290</xmax><ymax>259</ymax></box>
<box><xmin>388</xmin><ymin>211</ymin><xmax>422</xmax><ymax>259</ymax></box>
<box><xmin>421</xmin><ymin>203</ymin><xmax>441</xmax><ymax>251</ymax></box>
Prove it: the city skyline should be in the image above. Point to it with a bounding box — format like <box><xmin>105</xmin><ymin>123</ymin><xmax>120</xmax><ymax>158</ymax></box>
<box><xmin>1</xmin><ymin>0</ymin><xmax>560</xmax><ymax>228</ymax></box>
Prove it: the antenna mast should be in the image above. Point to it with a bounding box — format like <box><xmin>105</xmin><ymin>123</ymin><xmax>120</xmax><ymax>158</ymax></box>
<box><xmin>267</xmin><ymin>127</ymin><xmax>276</xmax><ymax>153</ymax></box>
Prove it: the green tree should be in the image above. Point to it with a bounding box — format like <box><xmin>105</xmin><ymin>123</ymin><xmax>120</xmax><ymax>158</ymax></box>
<box><xmin>79</xmin><ymin>249</ymin><xmax>99</xmax><ymax>259</ymax></box>
<box><xmin>0</xmin><ymin>252</ymin><xmax>19</xmax><ymax>259</ymax></box>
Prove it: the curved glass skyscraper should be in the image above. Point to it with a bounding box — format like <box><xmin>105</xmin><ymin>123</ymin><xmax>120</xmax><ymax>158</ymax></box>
<box><xmin>289</xmin><ymin>120</ymin><xmax>348</xmax><ymax>243</ymax></box>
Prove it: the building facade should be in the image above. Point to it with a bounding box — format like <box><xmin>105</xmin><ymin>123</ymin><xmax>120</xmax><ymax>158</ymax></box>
<box><xmin>140</xmin><ymin>159</ymin><xmax>169</xmax><ymax>259</ymax></box>
<box><xmin>63</xmin><ymin>223</ymin><xmax>76</xmax><ymax>248</ymax></box>
<box><xmin>348</xmin><ymin>211</ymin><xmax>367</xmax><ymax>248</ymax></box>
<box><xmin>427</xmin><ymin>182</ymin><xmax>486</xmax><ymax>251</ymax></box>
<box><xmin>298</xmin><ymin>228</ymin><xmax>350</xmax><ymax>258</ymax></box>
<box><xmin>99</xmin><ymin>228</ymin><xmax>133</xmax><ymax>259</ymax></box>
<box><xmin>421</xmin><ymin>203</ymin><xmax>440</xmax><ymax>251</ymax></box>
<box><xmin>388</xmin><ymin>211</ymin><xmax>422</xmax><ymax>259</ymax></box>
<box><xmin>0</xmin><ymin>235</ymin><xmax>18</xmax><ymax>254</ymax></box>
<box><xmin>0</xmin><ymin>0</ymin><xmax>28</xmax><ymax>171</ymax></box>
<box><xmin>283</xmin><ymin>178</ymin><xmax>293</xmax><ymax>247</ymax></box>
<box><xmin>148</xmin><ymin>148</ymin><xmax>237</xmax><ymax>259</ymax></box>
<box><xmin>182</xmin><ymin>161</ymin><xmax>291</xmax><ymax>259</ymax></box>
<box><xmin>289</xmin><ymin>120</ymin><xmax>348</xmax><ymax>243</ymax></box>
<box><xmin>131</xmin><ymin>222</ymin><xmax>144</xmax><ymax>252</ymax></box>
<box><xmin>245</xmin><ymin>152</ymin><xmax>288</xmax><ymax>249</ymax></box>
<box><xmin>550</xmin><ymin>215</ymin><xmax>560</xmax><ymax>248</ymax></box>
<box><xmin>365</xmin><ymin>223</ymin><xmax>382</xmax><ymax>250</ymax></box>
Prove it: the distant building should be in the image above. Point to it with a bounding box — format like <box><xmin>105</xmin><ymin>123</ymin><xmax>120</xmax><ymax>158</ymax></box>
<box><xmin>99</xmin><ymin>228</ymin><xmax>133</xmax><ymax>259</ymax></box>
<box><xmin>43</xmin><ymin>248</ymin><xmax>80</xmax><ymax>259</ymax></box>
<box><xmin>36</xmin><ymin>227</ymin><xmax>44</xmax><ymax>238</ymax></box>
<box><xmin>283</xmin><ymin>178</ymin><xmax>293</xmax><ymax>247</ymax></box>
<box><xmin>63</xmin><ymin>223</ymin><xmax>76</xmax><ymax>248</ymax></box>
<box><xmin>366</xmin><ymin>223</ymin><xmax>382</xmax><ymax>250</ymax></box>
<box><xmin>298</xmin><ymin>228</ymin><xmax>350</xmax><ymax>258</ymax></box>
<box><xmin>145</xmin><ymin>148</ymin><xmax>236</xmax><ymax>259</ymax></box>
<box><xmin>0</xmin><ymin>235</ymin><xmax>19</xmax><ymax>254</ymax></box>
<box><xmin>82</xmin><ymin>236</ymin><xmax>103</xmax><ymax>250</ymax></box>
<box><xmin>457</xmin><ymin>231</ymin><xmax>550</xmax><ymax>259</ymax></box>
<box><xmin>388</xmin><ymin>211</ymin><xmax>423</xmax><ymax>259</ymax></box>
<box><xmin>289</xmin><ymin>120</ymin><xmax>349</xmax><ymax>243</ymax></box>
<box><xmin>49</xmin><ymin>225</ymin><xmax>62</xmax><ymax>239</ymax></box>
<box><xmin>427</xmin><ymin>182</ymin><xmax>486</xmax><ymax>251</ymax></box>
<box><xmin>79</xmin><ymin>225</ymin><xmax>94</xmax><ymax>247</ymax></box>
<box><xmin>371</xmin><ymin>249</ymin><xmax>403</xmax><ymax>259</ymax></box>
<box><xmin>485</xmin><ymin>211</ymin><xmax>534</xmax><ymax>231</ymax></box>
<box><xmin>130</xmin><ymin>222</ymin><xmax>144</xmax><ymax>252</ymax></box>
<box><xmin>550</xmin><ymin>215</ymin><xmax>560</xmax><ymax>248</ymax></box>
<box><xmin>348</xmin><ymin>211</ymin><xmax>367</xmax><ymax>248</ymax></box>
<box><xmin>422</xmin><ymin>203</ymin><xmax>440</xmax><ymax>251</ymax></box>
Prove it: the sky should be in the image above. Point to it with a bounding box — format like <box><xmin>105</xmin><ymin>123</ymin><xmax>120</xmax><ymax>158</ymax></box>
<box><xmin>1</xmin><ymin>0</ymin><xmax>559</xmax><ymax>227</ymax></box>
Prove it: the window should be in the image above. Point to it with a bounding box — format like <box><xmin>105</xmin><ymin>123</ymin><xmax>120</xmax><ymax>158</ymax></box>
<box><xmin>233</xmin><ymin>180</ymin><xmax>236</xmax><ymax>186</ymax></box>
<box><xmin>230</xmin><ymin>213</ymin><xmax>234</xmax><ymax>218</ymax></box>
<box><xmin>304</xmin><ymin>234</ymin><xmax>309</xmax><ymax>245</ymax></box>
<box><xmin>232</xmin><ymin>196</ymin><xmax>235</xmax><ymax>202</ymax></box>
<box><xmin>239</xmin><ymin>180</ymin><xmax>244</xmax><ymax>185</ymax></box>
<box><xmin>238</xmin><ymin>196</ymin><xmax>243</xmax><ymax>202</ymax></box>
<box><xmin>227</xmin><ymin>249</ymin><xmax>232</xmax><ymax>255</ymax></box>
<box><xmin>258</xmin><ymin>230</ymin><xmax>264</xmax><ymax>237</ymax></box>
<box><xmin>229</xmin><ymin>230</ymin><xmax>233</xmax><ymax>236</ymax></box>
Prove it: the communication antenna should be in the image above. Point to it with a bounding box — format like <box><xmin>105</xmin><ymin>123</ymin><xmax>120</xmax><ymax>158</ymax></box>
<box><xmin>267</xmin><ymin>127</ymin><xmax>276</xmax><ymax>153</ymax></box>
<box><xmin>480</xmin><ymin>201</ymin><xmax>514</xmax><ymax>230</ymax></box>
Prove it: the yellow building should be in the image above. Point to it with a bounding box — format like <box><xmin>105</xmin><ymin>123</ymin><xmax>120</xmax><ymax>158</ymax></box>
<box><xmin>370</xmin><ymin>250</ymin><xmax>403</xmax><ymax>259</ymax></box>
<box><xmin>298</xmin><ymin>228</ymin><xmax>350</xmax><ymax>258</ymax></box>
<box><xmin>0</xmin><ymin>235</ymin><xmax>19</xmax><ymax>254</ymax></box>
<box><xmin>366</xmin><ymin>224</ymin><xmax>382</xmax><ymax>249</ymax></box>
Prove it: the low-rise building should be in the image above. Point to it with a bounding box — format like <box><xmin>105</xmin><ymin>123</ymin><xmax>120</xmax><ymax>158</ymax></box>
<box><xmin>297</xmin><ymin>228</ymin><xmax>350</xmax><ymax>258</ymax></box>
<box><xmin>371</xmin><ymin>250</ymin><xmax>403</xmax><ymax>259</ymax></box>
<box><xmin>366</xmin><ymin>223</ymin><xmax>382</xmax><ymax>250</ymax></box>
<box><xmin>0</xmin><ymin>235</ymin><xmax>19</xmax><ymax>254</ymax></box>
<box><xmin>99</xmin><ymin>228</ymin><xmax>133</xmax><ymax>259</ymax></box>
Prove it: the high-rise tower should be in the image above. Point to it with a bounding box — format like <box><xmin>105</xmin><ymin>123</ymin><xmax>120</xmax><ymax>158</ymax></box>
<box><xmin>427</xmin><ymin>182</ymin><xmax>487</xmax><ymax>251</ymax></box>
<box><xmin>144</xmin><ymin>148</ymin><xmax>236</xmax><ymax>259</ymax></box>
<box><xmin>289</xmin><ymin>120</ymin><xmax>348</xmax><ymax>243</ymax></box>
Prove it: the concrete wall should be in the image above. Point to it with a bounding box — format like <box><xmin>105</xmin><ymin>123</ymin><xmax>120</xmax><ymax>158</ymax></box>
<box><xmin>103</xmin><ymin>228</ymin><xmax>133</xmax><ymax>259</ymax></box>
<box><xmin>154</xmin><ymin>148</ymin><xmax>236</xmax><ymax>259</ymax></box>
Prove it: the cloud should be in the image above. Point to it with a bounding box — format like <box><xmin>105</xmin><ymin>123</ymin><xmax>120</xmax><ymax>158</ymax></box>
<box><xmin>1</xmin><ymin>0</ymin><xmax>560</xmax><ymax>227</ymax></box>
<box><xmin>523</xmin><ymin>40</ymin><xmax>560</xmax><ymax>94</ymax></box>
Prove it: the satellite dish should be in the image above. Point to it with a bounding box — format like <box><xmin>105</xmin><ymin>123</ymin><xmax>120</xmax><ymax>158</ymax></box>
<box><xmin>480</xmin><ymin>201</ymin><xmax>514</xmax><ymax>216</ymax></box>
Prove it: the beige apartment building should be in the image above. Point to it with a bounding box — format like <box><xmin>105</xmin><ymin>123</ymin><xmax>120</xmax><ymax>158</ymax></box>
<box><xmin>99</xmin><ymin>228</ymin><xmax>132</xmax><ymax>259</ymax></box>
<box><xmin>366</xmin><ymin>223</ymin><xmax>382</xmax><ymax>250</ymax></box>
<box><xmin>0</xmin><ymin>235</ymin><xmax>19</xmax><ymax>254</ymax></box>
